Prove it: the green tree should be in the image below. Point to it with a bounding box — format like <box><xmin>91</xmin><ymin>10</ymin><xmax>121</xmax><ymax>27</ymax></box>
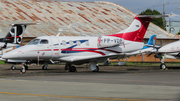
<box><xmin>176</xmin><ymin>29</ymin><xmax>180</xmax><ymax>35</ymax></box>
<box><xmin>139</xmin><ymin>9</ymin><xmax>165</xmax><ymax>30</ymax></box>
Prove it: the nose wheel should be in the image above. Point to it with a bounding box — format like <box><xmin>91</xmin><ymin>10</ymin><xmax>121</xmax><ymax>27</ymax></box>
<box><xmin>160</xmin><ymin>55</ymin><xmax>167</xmax><ymax>70</ymax></box>
<box><xmin>42</xmin><ymin>65</ymin><xmax>48</xmax><ymax>70</ymax></box>
<box><xmin>20</xmin><ymin>63</ymin><xmax>28</xmax><ymax>74</ymax></box>
<box><xmin>42</xmin><ymin>62</ymin><xmax>48</xmax><ymax>70</ymax></box>
<box><xmin>160</xmin><ymin>63</ymin><xmax>167</xmax><ymax>70</ymax></box>
<box><xmin>65</xmin><ymin>63</ymin><xmax>77</xmax><ymax>72</ymax></box>
<box><xmin>21</xmin><ymin>68</ymin><xmax>26</xmax><ymax>74</ymax></box>
<box><xmin>25</xmin><ymin>65</ymin><xmax>28</xmax><ymax>70</ymax></box>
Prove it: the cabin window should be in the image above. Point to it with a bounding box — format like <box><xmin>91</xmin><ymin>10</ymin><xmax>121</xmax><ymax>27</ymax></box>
<box><xmin>40</xmin><ymin>39</ymin><xmax>48</xmax><ymax>44</ymax></box>
<box><xmin>77</xmin><ymin>41</ymin><xmax>81</xmax><ymax>46</ymax></box>
<box><xmin>27</xmin><ymin>39</ymin><xmax>40</xmax><ymax>45</ymax></box>
<box><xmin>69</xmin><ymin>40</ymin><xmax>74</xmax><ymax>45</ymax></box>
<box><xmin>62</xmin><ymin>40</ymin><xmax>66</xmax><ymax>46</ymax></box>
<box><xmin>86</xmin><ymin>41</ymin><xmax>89</xmax><ymax>46</ymax></box>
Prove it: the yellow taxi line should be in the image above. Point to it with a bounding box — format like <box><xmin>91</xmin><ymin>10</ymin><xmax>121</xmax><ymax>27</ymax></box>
<box><xmin>0</xmin><ymin>92</ymin><xmax>149</xmax><ymax>101</ymax></box>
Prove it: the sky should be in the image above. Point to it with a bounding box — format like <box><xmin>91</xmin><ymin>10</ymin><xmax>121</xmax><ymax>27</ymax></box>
<box><xmin>58</xmin><ymin>0</ymin><xmax>180</xmax><ymax>21</ymax></box>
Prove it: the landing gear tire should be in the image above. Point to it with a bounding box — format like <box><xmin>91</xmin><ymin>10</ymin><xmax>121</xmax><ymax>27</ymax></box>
<box><xmin>92</xmin><ymin>66</ymin><xmax>99</xmax><ymax>72</ymax></box>
<box><xmin>25</xmin><ymin>66</ymin><xmax>28</xmax><ymax>70</ymax></box>
<box><xmin>21</xmin><ymin>63</ymin><xmax>27</xmax><ymax>74</ymax></box>
<box><xmin>11</xmin><ymin>65</ymin><xmax>16</xmax><ymax>70</ymax></box>
<box><xmin>69</xmin><ymin>66</ymin><xmax>76</xmax><ymax>72</ymax></box>
<box><xmin>160</xmin><ymin>63</ymin><xmax>167</xmax><ymax>70</ymax></box>
<box><xmin>20</xmin><ymin>68</ymin><xmax>26</xmax><ymax>74</ymax></box>
<box><xmin>42</xmin><ymin>65</ymin><xmax>47</xmax><ymax>70</ymax></box>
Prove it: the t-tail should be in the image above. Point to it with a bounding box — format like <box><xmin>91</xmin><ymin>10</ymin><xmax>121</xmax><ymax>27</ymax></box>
<box><xmin>0</xmin><ymin>23</ymin><xmax>36</xmax><ymax>44</ymax></box>
<box><xmin>107</xmin><ymin>15</ymin><xmax>169</xmax><ymax>42</ymax></box>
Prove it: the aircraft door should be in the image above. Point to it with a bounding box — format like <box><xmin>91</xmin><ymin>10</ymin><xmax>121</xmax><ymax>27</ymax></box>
<box><xmin>38</xmin><ymin>39</ymin><xmax>52</xmax><ymax>59</ymax></box>
<box><xmin>51</xmin><ymin>36</ymin><xmax>60</xmax><ymax>58</ymax></box>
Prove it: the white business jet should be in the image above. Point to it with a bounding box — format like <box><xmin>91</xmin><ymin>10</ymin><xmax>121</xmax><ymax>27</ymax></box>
<box><xmin>2</xmin><ymin>15</ymin><xmax>168</xmax><ymax>73</ymax></box>
<box><xmin>0</xmin><ymin>23</ymin><xmax>36</xmax><ymax>69</ymax></box>
<box><xmin>148</xmin><ymin>39</ymin><xmax>180</xmax><ymax>70</ymax></box>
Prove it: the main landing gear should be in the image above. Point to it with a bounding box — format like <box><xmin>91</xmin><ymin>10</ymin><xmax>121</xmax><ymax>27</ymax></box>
<box><xmin>65</xmin><ymin>63</ymin><xmax>77</xmax><ymax>72</ymax></box>
<box><xmin>92</xmin><ymin>66</ymin><xmax>99</xmax><ymax>72</ymax></box>
<box><xmin>160</xmin><ymin>63</ymin><xmax>167</xmax><ymax>70</ymax></box>
<box><xmin>42</xmin><ymin>62</ymin><xmax>48</xmax><ymax>70</ymax></box>
<box><xmin>64</xmin><ymin>61</ymin><xmax>99</xmax><ymax>72</ymax></box>
<box><xmin>90</xmin><ymin>61</ymin><xmax>99</xmax><ymax>72</ymax></box>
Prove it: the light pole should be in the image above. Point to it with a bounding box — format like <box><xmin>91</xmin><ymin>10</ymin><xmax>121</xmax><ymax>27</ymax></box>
<box><xmin>169</xmin><ymin>7</ymin><xmax>180</xmax><ymax>33</ymax></box>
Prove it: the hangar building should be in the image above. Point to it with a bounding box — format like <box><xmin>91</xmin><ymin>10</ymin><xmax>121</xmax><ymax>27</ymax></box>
<box><xmin>0</xmin><ymin>0</ymin><xmax>174</xmax><ymax>39</ymax></box>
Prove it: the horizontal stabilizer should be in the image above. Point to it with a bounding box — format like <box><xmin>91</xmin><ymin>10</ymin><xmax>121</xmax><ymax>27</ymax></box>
<box><xmin>144</xmin><ymin>44</ymin><xmax>161</xmax><ymax>48</ymax></box>
<box><xmin>10</xmin><ymin>23</ymin><xmax>37</xmax><ymax>26</ymax></box>
<box><xmin>136</xmin><ymin>15</ymin><xmax>169</xmax><ymax>18</ymax></box>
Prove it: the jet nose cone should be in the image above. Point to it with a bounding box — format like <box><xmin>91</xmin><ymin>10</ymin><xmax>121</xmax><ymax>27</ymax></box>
<box><xmin>2</xmin><ymin>53</ymin><xmax>11</xmax><ymax>59</ymax></box>
<box><xmin>2</xmin><ymin>51</ymin><xmax>19</xmax><ymax>59</ymax></box>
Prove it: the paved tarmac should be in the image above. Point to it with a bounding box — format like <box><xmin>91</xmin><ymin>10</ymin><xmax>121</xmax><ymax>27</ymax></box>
<box><xmin>0</xmin><ymin>64</ymin><xmax>180</xmax><ymax>101</ymax></box>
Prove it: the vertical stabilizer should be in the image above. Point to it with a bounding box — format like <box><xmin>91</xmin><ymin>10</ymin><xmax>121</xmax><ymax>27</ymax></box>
<box><xmin>3</xmin><ymin>23</ymin><xmax>36</xmax><ymax>44</ymax></box>
<box><xmin>108</xmin><ymin>15</ymin><xmax>168</xmax><ymax>42</ymax></box>
<box><xmin>142</xmin><ymin>35</ymin><xmax>156</xmax><ymax>49</ymax></box>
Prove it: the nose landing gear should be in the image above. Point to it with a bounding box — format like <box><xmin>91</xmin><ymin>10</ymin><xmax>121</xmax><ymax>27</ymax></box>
<box><xmin>20</xmin><ymin>63</ymin><xmax>28</xmax><ymax>74</ymax></box>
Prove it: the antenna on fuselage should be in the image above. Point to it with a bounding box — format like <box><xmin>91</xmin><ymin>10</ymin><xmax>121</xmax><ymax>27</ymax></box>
<box><xmin>56</xmin><ymin>28</ymin><xmax>62</xmax><ymax>36</ymax></box>
<box><xmin>56</xmin><ymin>24</ymin><xmax>73</xmax><ymax>36</ymax></box>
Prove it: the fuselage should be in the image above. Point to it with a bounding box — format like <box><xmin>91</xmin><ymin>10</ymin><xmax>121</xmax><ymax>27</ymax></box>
<box><xmin>158</xmin><ymin>40</ymin><xmax>180</xmax><ymax>53</ymax></box>
<box><xmin>2</xmin><ymin>36</ymin><xmax>144</xmax><ymax>62</ymax></box>
<box><xmin>157</xmin><ymin>40</ymin><xmax>180</xmax><ymax>59</ymax></box>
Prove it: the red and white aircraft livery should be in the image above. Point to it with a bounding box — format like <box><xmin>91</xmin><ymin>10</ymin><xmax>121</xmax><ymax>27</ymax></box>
<box><xmin>2</xmin><ymin>15</ymin><xmax>168</xmax><ymax>73</ymax></box>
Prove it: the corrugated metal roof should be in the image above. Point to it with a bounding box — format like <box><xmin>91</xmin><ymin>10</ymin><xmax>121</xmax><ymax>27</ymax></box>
<box><xmin>0</xmin><ymin>0</ymin><xmax>174</xmax><ymax>38</ymax></box>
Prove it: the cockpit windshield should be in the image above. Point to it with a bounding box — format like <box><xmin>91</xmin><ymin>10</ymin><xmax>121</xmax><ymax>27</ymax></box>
<box><xmin>27</xmin><ymin>39</ymin><xmax>40</xmax><ymax>45</ymax></box>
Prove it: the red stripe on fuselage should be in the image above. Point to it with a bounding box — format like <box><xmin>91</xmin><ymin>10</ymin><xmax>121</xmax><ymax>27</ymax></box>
<box><xmin>53</xmin><ymin>49</ymin><xmax>59</xmax><ymax>51</ymax></box>
<box><xmin>31</xmin><ymin>49</ymin><xmax>59</xmax><ymax>52</ymax></box>
<box><xmin>31</xmin><ymin>49</ymin><xmax>52</xmax><ymax>51</ymax></box>
<box><xmin>61</xmin><ymin>48</ymin><xmax>121</xmax><ymax>56</ymax></box>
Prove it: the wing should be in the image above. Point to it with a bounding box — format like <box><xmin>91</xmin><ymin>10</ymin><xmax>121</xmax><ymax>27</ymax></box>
<box><xmin>59</xmin><ymin>53</ymin><xmax>123</xmax><ymax>64</ymax></box>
